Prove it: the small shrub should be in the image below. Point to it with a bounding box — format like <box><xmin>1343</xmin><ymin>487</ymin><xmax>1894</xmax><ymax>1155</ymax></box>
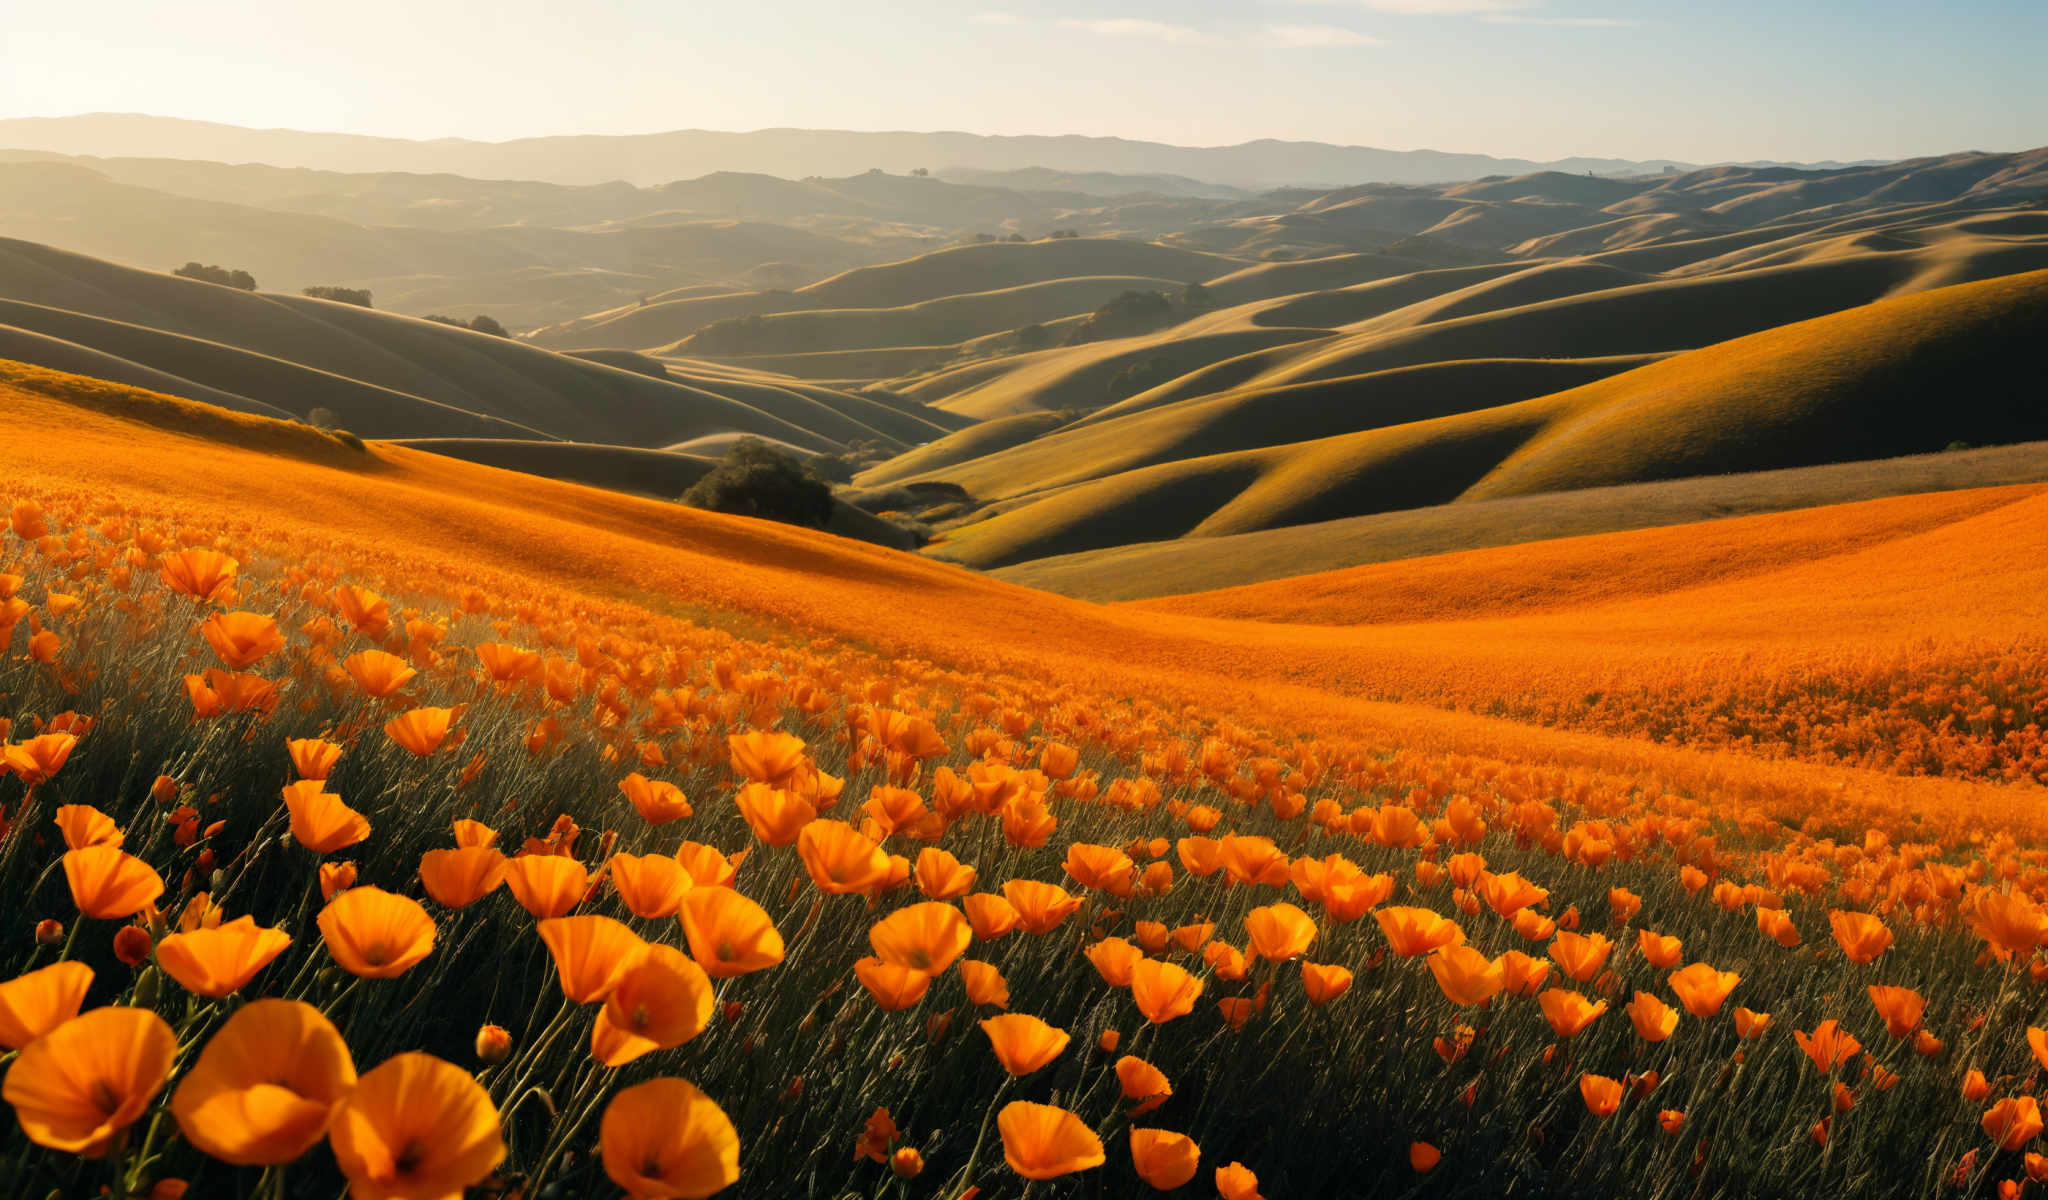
<box><xmin>681</xmin><ymin>440</ymin><xmax>835</xmax><ymax>529</ymax></box>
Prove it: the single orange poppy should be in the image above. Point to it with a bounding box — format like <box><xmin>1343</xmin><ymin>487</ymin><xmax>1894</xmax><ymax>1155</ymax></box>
<box><xmin>1427</xmin><ymin>945</ymin><xmax>1505</xmax><ymax>1006</ymax></box>
<box><xmin>329</xmin><ymin>1053</ymin><xmax>504</xmax><ymax>1199</ymax></box>
<box><xmin>503</xmin><ymin>853</ymin><xmax>590</xmax><ymax>920</ymax></box>
<box><xmin>343</xmin><ymin>649</ymin><xmax>416</xmax><ymax>699</ymax></box>
<box><xmin>417</xmin><ymin>847</ymin><xmax>509</xmax><ymax>910</ymax></box>
<box><xmin>1579</xmin><ymin>1073</ymin><xmax>1623</xmax><ymax>1116</ymax></box>
<box><xmin>981</xmin><ymin>1013</ymin><xmax>1070</xmax><ymax>1076</ymax></box>
<box><xmin>592</xmin><ymin>945</ymin><xmax>714</xmax><ymax>1066</ymax></box>
<box><xmin>538</xmin><ymin>915</ymin><xmax>648</xmax><ymax>1004</ymax></box>
<box><xmin>283</xmin><ymin>781</ymin><xmax>370</xmax><ymax>855</ymax></box>
<box><xmin>1116</xmin><ymin>1055</ymin><xmax>1172</xmax><ymax>1115</ymax></box>
<box><xmin>679</xmin><ymin>887</ymin><xmax>784</xmax><ymax>978</ymax></box>
<box><xmin>797</xmin><ymin>819</ymin><xmax>890</xmax><ymax>894</ymax></box>
<box><xmin>855</xmin><ymin>956</ymin><xmax>931</xmax><ymax>1011</ymax></box>
<box><xmin>155</xmin><ymin>916</ymin><xmax>292</xmax><ymax>998</ymax></box>
<box><xmin>2</xmin><ymin>1006</ymin><xmax>176</xmax><ymax>1156</ymax></box>
<box><xmin>609</xmin><ymin>852</ymin><xmax>695</xmax><ymax>920</ymax></box>
<box><xmin>384</xmin><ymin>707</ymin><xmax>456</xmax><ymax>757</ymax></box>
<box><xmin>317</xmin><ymin>887</ymin><xmax>436</xmax><ymax>979</ymax></box>
<box><xmin>1537</xmin><ymin>989</ymin><xmax>1607</xmax><ymax>1038</ymax></box>
<box><xmin>53</xmin><ymin>804</ymin><xmax>122</xmax><ymax>850</ymax></box>
<box><xmin>999</xmin><ymin>1101</ymin><xmax>1105</xmax><ymax>1180</ymax></box>
<box><xmin>63</xmin><ymin>845</ymin><xmax>164</xmax><ymax>920</ymax></box>
<box><xmin>1130</xmin><ymin>958</ymin><xmax>1203</xmax><ymax>1025</ymax></box>
<box><xmin>1300</xmin><ymin>961</ymin><xmax>1354</xmax><ymax>1006</ymax></box>
<box><xmin>1667</xmin><ymin>962</ymin><xmax>1741</xmax><ymax>1017</ymax></box>
<box><xmin>169</xmin><ymin>999</ymin><xmax>356</xmax><ymax>1165</ymax></box>
<box><xmin>200</xmin><ymin>611</ymin><xmax>286</xmax><ymax>670</ymax></box>
<box><xmin>869</xmin><ymin>902</ymin><xmax>971</xmax><ymax>975</ymax></box>
<box><xmin>0</xmin><ymin>961</ymin><xmax>93</xmax><ymax>1050</ymax></box>
<box><xmin>914</xmin><ymin>848</ymin><xmax>977</xmax><ymax>900</ymax></box>
<box><xmin>1001</xmin><ymin>879</ymin><xmax>1083</xmax><ymax>935</ymax></box>
<box><xmin>599</xmin><ymin>1077</ymin><xmax>740</xmax><ymax>1200</ymax></box>
<box><xmin>734</xmin><ymin>783</ymin><xmax>815</xmax><ymax>847</ymax></box>
<box><xmin>287</xmin><ymin>737</ymin><xmax>343</xmax><ymax>781</ymax></box>
<box><xmin>619</xmin><ymin>773</ymin><xmax>692</xmax><ymax>825</ymax></box>
<box><xmin>1130</xmin><ymin>1128</ymin><xmax>1200</xmax><ymax>1190</ymax></box>
<box><xmin>959</xmin><ymin>959</ymin><xmax>1011</xmax><ymax>1008</ymax></box>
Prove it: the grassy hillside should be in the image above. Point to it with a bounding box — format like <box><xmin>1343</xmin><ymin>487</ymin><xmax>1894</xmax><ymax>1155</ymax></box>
<box><xmin>0</xmin><ymin>238</ymin><xmax>954</xmax><ymax>450</ymax></box>
<box><xmin>915</xmin><ymin>269</ymin><xmax>2048</xmax><ymax>569</ymax></box>
<box><xmin>997</xmin><ymin>441</ymin><xmax>2048</xmax><ymax>601</ymax></box>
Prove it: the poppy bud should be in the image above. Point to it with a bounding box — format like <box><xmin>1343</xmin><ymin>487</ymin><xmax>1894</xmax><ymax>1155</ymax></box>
<box><xmin>113</xmin><ymin>924</ymin><xmax>154</xmax><ymax>967</ymax></box>
<box><xmin>34</xmin><ymin>918</ymin><xmax>63</xmax><ymax>946</ymax></box>
<box><xmin>1409</xmin><ymin>1142</ymin><xmax>1440</xmax><ymax>1172</ymax></box>
<box><xmin>150</xmin><ymin>1182</ymin><xmax>190</xmax><ymax>1200</ymax></box>
<box><xmin>1098</xmin><ymin>1029</ymin><xmax>1121</xmax><ymax>1053</ymax></box>
<box><xmin>891</xmin><ymin>1147</ymin><xmax>923</xmax><ymax>1179</ymax></box>
<box><xmin>150</xmin><ymin>775</ymin><xmax>179</xmax><ymax>803</ymax></box>
<box><xmin>133</xmin><ymin>965</ymin><xmax>161</xmax><ymax>1007</ymax></box>
<box><xmin>779</xmin><ymin>1075</ymin><xmax>805</xmax><ymax>1104</ymax></box>
<box><xmin>475</xmin><ymin>1024</ymin><xmax>512</xmax><ymax>1064</ymax></box>
<box><xmin>723</xmin><ymin>1000</ymin><xmax>746</xmax><ymax>1024</ymax></box>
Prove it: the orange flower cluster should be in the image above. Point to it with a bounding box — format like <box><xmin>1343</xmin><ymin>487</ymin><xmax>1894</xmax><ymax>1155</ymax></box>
<box><xmin>4</xmin><ymin>415</ymin><xmax>2048</xmax><ymax>1196</ymax></box>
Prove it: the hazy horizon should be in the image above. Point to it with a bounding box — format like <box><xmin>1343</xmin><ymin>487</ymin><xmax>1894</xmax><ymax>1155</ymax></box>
<box><xmin>3</xmin><ymin>0</ymin><xmax>2043</xmax><ymax>166</ymax></box>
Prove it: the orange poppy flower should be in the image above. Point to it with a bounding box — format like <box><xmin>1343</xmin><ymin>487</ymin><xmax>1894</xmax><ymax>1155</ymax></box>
<box><xmin>160</xmin><ymin>547</ymin><xmax>238</xmax><ymax>602</ymax></box>
<box><xmin>618</xmin><ymin>773</ymin><xmax>692</xmax><ymax>825</ymax></box>
<box><xmin>1733</xmin><ymin>1007</ymin><xmax>1772</xmax><ymax>1039</ymax></box>
<box><xmin>317</xmin><ymin>887</ymin><xmax>436</xmax><ymax>979</ymax></box>
<box><xmin>1636</xmin><ymin>929</ymin><xmax>1683</xmax><ymax>969</ymax></box>
<box><xmin>200</xmin><ymin>611</ymin><xmax>286</xmax><ymax>670</ymax></box>
<box><xmin>452</xmin><ymin>818</ymin><xmax>499</xmax><ymax>848</ymax></box>
<box><xmin>1794</xmin><ymin>1019</ymin><xmax>1863</xmax><ymax>1073</ymax></box>
<box><xmin>1130</xmin><ymin>958</ymin><xmax>1203</xmax><ymax>1025</ymax></box>
<box><xmin>1176</xmin><ymin>837</ymin><xmax>1224</xmax><ymax>877</ymax></box>
<box><xmin>2</xmin><ymin>1006</ymin><xmax>176</xmax><ymax>1156</ymax></box>
<box><xmin>1428</xmin><ymin>945</ymin><xmax>1505</xmax><ymax>1006</ymax></box>
<box><xmin>674</xmin><ymin>841</ymin><xmax>740</xmax><ymax>888</ymax></box>
<box><xmin>1547</xmin><ymin>932</ymin><xmax>1612</xmax><ymax>983</ymax></box>
<box><xmin>1870</xmin><ymin>986</ymin><xmax>1926</xmax><ymax>1039</ymax></box>
<box><xmin>1130</xmin><ymin>1128</ymin><xmax>1200</xmax><ymax>1190</ymax></box>
<box><xmin>963</xmin><ymin>893</ymin><xmax>1021</xmax><ymax>940</ymax></box>
<box><xmin>1063</xmin><ymin>843</ymin><xmax>1137</xmax><ymax>894</ymax></box>
<box><xmin>855</xmin><ymin>956</ymin><xmax>931</xmax><ymax>1010</ymax></box>
<box><xmin>1301</xmin><ymin>961</ymin><xmax>1354</xmax><ymax>1006</ymax></box>
<box><xmin>384</xmin><ymin>707</ymin><xmax>456</xmax><ymax>757</ymax></box>
<box><xmin>474</xmin><ymin>641</ymin><xmax>540</xmax><ymax>684</ymax></box>
<box><xmin>1084</xmin><ymin>936</ymin><xmax>1144</xmax><ymax>987</ymax></box>
<box><xmin>1243</xmin><ymin>903</ymin><xmax>1318</xmax><ymax>963</ymax></box>
<box><xmin>3</xmin><ymin>732</ymin><xmax>77</xmax><ymax>784</ymax></box>
<box><xmin>1755</xmin><ymin>906</ymin><xmax>1801</xmax><ymax>947</ymax></box>
<box><xmin>1626</xmin><ymin>991</ymin><xmax>1679</xmax><ymax>1042</ymax></box>
<box><xmin>1216</xmin><ymin>1162</ymin><xmax>1266</xmax><ymax>1200</ymax></box>
<box><xmin>1828</xmin><ymin>910</ymin><xmax>1893</xmax><ymax>964</ymax></box>
<box><xmin>319</xmin><ymin>861</ymin><xmax>357</xmax><ymax>901</ymax></box>
<box><xmin>959</xmin><ymin>959</ymin><xmax>1011</xmax><ymax>1008</ymax></box>
<box><xmin>53</xmin><ymin>804</ymin><xmax>122</xmax><ymax>850</ymax></box>
<box><xmin>1477</xmin><ymin>872</ymin><xmax>1549</xmax><ymax>919</ymax></box>
<box><xmin>1967</xmin><ymin>890</ymin><xmax>2048</xmax><ymax>959</ymax></box>
<box><xmin>155</xmin><ymin>916</ymin><xmax>291</xmax><ymax>998</ymax></box>
<box><xmin>331</xmin><ymin>586</ymin><xmax>391</xmax><ymax>639</ymax></box>
<box><xmin>599</xmin><ymin>1077</ymin><xmax>740</xmax><ymax>1200</ymax></box>
<box><xmin>1537</xmin><ymin>989</ymin><xmax>1607</xmax><ymax>1038</ymax></box>
<box><xmin>1965</xmin><ymin>1069</ymin><xmax>1994</xmax><ymax>1101</ymax></box>
<box><xmin>1116</xmin><ymin>1055</ymin><xmax>1172</xmax><ymax>1115</ymax></box>
<box><xmin>1667</xmin><ymin>962</ymin><xmax>1741</xmax><ymax>1018</ymax></box>
<box><xmin>538</xmin><ymin>915</ymin><xmax>648</xmax><ymax>1004</ymax></box>
<box><xmin>869</xmin><ymin>902</ymin><xmax>971</xmax><ymax>975</ymax></box>
<box><xmin>1499</xmin><ymin>950</ymin><xmax>1551</xmax><ymax>997</ymax></box>
<box><xmin>725</xmin><ymin>728</ymin><xmax>808</xmax><ymax>789</ymax></box>
<box><xmin>734</xmin><ymin>783</ymin><xmax>815</xmax><ymax>847</ymax></box>
<box><xmin>1986</xmin><ymin>1097</ymin><xmax>2047</xmax><ymax>1151</ymax></box>
<box><xmin>1374</xmin><ymin>907</ymin><xmax>1464</xmax><ymax>957</ymax></box>
<box><xmin>913</xmin><ymin>848</ymin><xmax>977</xmax><ymax>900</ymax></box>
<box><xmin>418</xmin><ymin>847</ymin><xmax>509</xmax><ymax>910</ymax></box>
<box><xmin>343</xmin><ymin>649</ymin><xmax>416</xmax><ymax>699</ymax></box>
<box><xmin>503</xmin><ymin>853</ymin><xmax>590</xmax><ymax>919</ymax></box>
<box><xmin>608</xmin><ymin>852</ymin><xmax>694</xmax><ymax>920</ymax></box>
<box><xmin>287</xmin><ymin>737</ymin><xmax>343</xmax><ymax>781</ymax></box>
<box><xmin>63</xmin><ymin>845</ymin><xmax>164</xmax><ymax>919</ymax></box>
<box><xmin>1579</xmin><ymin>1073</ymin><xmax>1623</xmax><ymax>1117</ymax></box>
<box><xmin>679</xmin><ymin>887</ymin><xmax>784</xmax><ymax>978</ymax></box>
<box><xmin>981</xmin><ymin>1013</ymin><xmax>1070</xmax><ymax>1076</ymax></box>
<box><xmin>797</xmin><ymin>819</ymin><xmax>890</xmax><ymax>894</ymax></box>
<box><xmin>1170</xmin><ymin>922</ymin><xmax>1216</xmax><ymax>954</ymax></box>
<box><xmin>1001</xmin><ymin>880</ymin><xmax>1084</xmax><ymax>934</ymax></box>
<box><xmin>169</xmin><ymin>999</ymin><xmax>356</xmax><ymax>1165</ymax></box>
<box><xmin>329</xmin><ymin>1053</ymin><xmax>504</xmax><ymax>1199</ymax></box>
<box><xmin>0</xmin><ymin>961</ymin><xmax>93</xmax><ymax>1050</ymax></box>
<box><xmin>592</xmin><ymin>945</ymin><xmax>714</xmax><ymax>1066</ymax></box>
<box><xmin>999</xmin><ymin>1101</ymin><xmax>1105</xmax><ymax>1180</ymax></box>
<box><xmin>283</xmin><ymin>781</ymin><xmax>370</xmax><ymax>855</ymax></box>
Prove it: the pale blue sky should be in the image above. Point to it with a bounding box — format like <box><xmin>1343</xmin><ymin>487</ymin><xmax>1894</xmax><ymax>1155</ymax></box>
<box><xmin>3</xmin><ymin>0</ymin><xmax>2042</xmax><ymax>162</ymax></box>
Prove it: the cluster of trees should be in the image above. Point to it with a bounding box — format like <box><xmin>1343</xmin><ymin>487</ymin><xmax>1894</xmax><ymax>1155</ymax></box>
<box><xmin>173</xmin><ymin>263</ymin><xmax>257</xmax><ymax>290</ymax></box>
<box><xmin>680</xmin><ymin>439</ymin><xmax>836</xmax><ymax>529</ymax></box>
<box><xmin>1064</xmin><ymin>283</ymin><xmax>1214</xmax><ymax>347</ymax></box>
<box><xmin>423</xmin><ymin>313</ymin><xmax>510</xmax><ymax>337</ymax></box>
<box><xmin>303</xmin><ymin>286</ymin><xmax>372</xmax><ymax>308</ymax></box>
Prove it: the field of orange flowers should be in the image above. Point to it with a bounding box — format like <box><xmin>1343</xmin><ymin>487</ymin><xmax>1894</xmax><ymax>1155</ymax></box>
<box><xmin>6</xmin><ymin>370</ymin><xmax>2048</xmax><ymax>1198</ymax></box>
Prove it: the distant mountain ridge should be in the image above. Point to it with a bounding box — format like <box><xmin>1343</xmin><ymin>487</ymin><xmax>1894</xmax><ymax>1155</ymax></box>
<box><xmin>0</xmin><ymin>112</ymin><xmax>1795</xmax><ymax>189</ymax></box>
